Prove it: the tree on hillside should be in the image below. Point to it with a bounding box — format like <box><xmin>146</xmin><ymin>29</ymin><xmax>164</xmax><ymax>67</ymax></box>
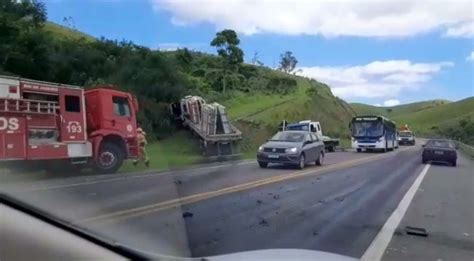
<box><xmin>175</xmin><ymin>48</ymin><xmax>193</xmax><ymax>71</ymax></box>
<box><xmin>251</xmin><ymin>51</ymin><xmax>264</xmax><ymax>66</ymax></box>
<box><xmin>0</xmin><ymin>0</ymin><xmax>50</xmax><ymax>79</ymax></box>
<box><xmin>210</xmin><ymin>29</ymin><xmax>244</xmax><ymax>92</ymax></box>
<box><xmin>278</xmin><ymin>51</ymin><xmax>298</xmax><ymax>73</ymax></box>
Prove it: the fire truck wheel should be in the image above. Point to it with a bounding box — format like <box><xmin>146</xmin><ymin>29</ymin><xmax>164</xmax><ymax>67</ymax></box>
<box><xmin>95</xmin><ymin>143</ymin><xmax>124</xmax><ymax>174</ymax></box>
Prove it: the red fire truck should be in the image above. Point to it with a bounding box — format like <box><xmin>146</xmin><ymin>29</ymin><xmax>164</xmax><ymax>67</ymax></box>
<box><xmin>0</xmin><ymin>75</ymin><xmax>140</xmax><ymax>173</ymax></box>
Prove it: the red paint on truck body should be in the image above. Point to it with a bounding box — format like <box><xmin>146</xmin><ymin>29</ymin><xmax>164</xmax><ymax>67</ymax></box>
<box><xmin>0</xmin><ymin>76</ymin><xmax>139</xmax><ymax>170</ymax></box>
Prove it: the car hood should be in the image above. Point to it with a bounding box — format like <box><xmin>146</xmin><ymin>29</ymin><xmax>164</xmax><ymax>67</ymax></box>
<box><xmin>263</xmin><ymin>141</ymin><xmax>302</xmax><ymax>148</ymax></box>
<box><xmin>206</xmin><ymin>249</ymin><xmax>357</xmax><ymax>261</ymax></box>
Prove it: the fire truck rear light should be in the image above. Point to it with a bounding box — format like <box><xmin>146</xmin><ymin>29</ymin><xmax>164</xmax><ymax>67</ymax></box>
<box><xmin>9</xmin><ymin>86</ymin><xmax>18</xmax><ymax>93</ymax></box>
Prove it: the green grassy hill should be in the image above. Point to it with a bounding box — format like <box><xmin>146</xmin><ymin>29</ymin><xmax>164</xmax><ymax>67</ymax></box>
<box><xmin>224</xmin><ymin>75</ymin><xmax>355</xmax><ymax>156</ymax></box>
<box><xmin>350</xmin><ymin>99</ymin><xmax>451</xmax><ymax>118</ymax></box>
<box><xmin>43</xmin><ymin>22</ymin><xmax>95</xmax><ymax>42</ymax></box>
<box><xmin>391</xmin><ymin>97</ymin><xmax>474</xmax><ymax>133</ymax></box>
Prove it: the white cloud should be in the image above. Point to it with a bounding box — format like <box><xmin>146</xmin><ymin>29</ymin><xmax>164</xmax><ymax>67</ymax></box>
<box><xmin>383</xmin><ymin>99</ymin><xmax>401</xmax><ymax>106</ymax></box>
<box><xmin>156</xmin><ymin>42</ymin><xmax>181</xmax><ymax>51</ymax></box>
<box><xmin>156</xmin><ymin>42</ymin><xmax>206</xmax><ymax>51</ymax></box>
<box><xmin>444</xmin><ymin>21</ymin><xmax>474</xmax><ymax>38</ymax></box>
<box><xmin>297</xmin><ymin>60</ymin><xmax>453</xmax><ymax>99</ymax></box>
<box><xmin>153</xmin><ymin>0</ymin><xmax>473</xmax><ymax>38</ymax></box>
<box><xmin>466</xmin><ymin>51</ymin><xmax>474</xmax><ymax>61</ymax></box>
<box><xmin>374</xmin><ymin>103</ymin><xmax>382</xmax><ymax>107</ymax></box>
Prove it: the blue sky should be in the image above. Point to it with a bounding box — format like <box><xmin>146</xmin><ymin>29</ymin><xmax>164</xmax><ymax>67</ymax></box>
<box><xmin>45</xmin><ymin>0</ymin><xmax>473</xmax><ymax>106</ymax></box>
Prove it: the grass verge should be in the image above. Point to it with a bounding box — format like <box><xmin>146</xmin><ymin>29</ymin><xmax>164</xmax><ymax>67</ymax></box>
<box><xmin>120</xmin><ymin>131</ymin><xmax>205</xmax><ymax>172</ymax></box>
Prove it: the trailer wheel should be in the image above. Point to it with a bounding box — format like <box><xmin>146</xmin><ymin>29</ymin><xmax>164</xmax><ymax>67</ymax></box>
<box><xmin>95</xmin><ymin>142</ymin><xmax>124</xmax><ymax>174</ymax></box>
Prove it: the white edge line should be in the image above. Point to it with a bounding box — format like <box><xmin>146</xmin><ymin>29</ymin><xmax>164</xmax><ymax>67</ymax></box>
<box><xmin>361</xmin><ymin>163</ymin><xmax>431</xmax><ymax>261</ymax></box>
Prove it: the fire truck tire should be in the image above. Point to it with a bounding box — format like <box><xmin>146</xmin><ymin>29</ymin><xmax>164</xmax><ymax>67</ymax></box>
<box><xmin>95</xmin><ymin>143</ymin><xmax>124</xmax><ymax>174</ymax></box>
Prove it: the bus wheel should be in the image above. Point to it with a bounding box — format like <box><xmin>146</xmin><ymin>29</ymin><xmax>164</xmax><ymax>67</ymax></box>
<box><xmin>356</xmin><ymin>148</ymin><xmax>362</xmax><ymax>153</ymax></box>
<box><xmin>383</xmin><ymin>142</ymin><xmax>388</xmax><ymax>153</ymax></box>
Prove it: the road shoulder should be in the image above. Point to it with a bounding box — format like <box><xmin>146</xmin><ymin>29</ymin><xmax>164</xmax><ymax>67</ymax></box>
<box><xmin>382</xmin><ymin>153</ymin><xmax>474</xmax><ymax>260</ymax></box>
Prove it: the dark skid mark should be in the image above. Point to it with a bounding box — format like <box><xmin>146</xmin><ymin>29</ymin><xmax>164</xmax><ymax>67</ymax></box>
<box><xmin>182</xmin><ymin>212</ymin><xmax>194</xmax><ymax>219</ymax></box>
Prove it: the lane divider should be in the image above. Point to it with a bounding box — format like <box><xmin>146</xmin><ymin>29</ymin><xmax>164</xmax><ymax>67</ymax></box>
<box><xmin>76</xmin><ymin>146</ymin><xmax>418</xmax><ymax>225</ymax></box>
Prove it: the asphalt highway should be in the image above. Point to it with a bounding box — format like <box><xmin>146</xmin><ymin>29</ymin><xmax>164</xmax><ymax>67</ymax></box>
<box><xmin>3</xmin><ymin>143</ymin><xmax>473</xmax><ymax>259</ymax></box>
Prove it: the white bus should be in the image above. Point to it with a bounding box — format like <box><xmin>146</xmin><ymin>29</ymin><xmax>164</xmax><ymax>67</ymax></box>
<box><xmin>350</xmin><ymin>115</ymin><xmax>397</xmax><ymax>152</ymax></box>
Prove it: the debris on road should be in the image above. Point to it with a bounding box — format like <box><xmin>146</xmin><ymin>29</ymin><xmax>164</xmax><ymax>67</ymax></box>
<box><xmin>182</xmin><ymin>212</ymin><xmax>194</xmax><ymax>219</ymax></box>
<box><xmin>259</xmin><ymin>218</ymin><xmax>269</xmax><ymax>226</ymax></box>
<box><xmin>393</xmin><ymin>229</ymin><xmax>404</xmax><ymax>236</ymax></box>
<box><xmin>256</xmin><ymin>199</ymin><xmax>263</xmax><ymax>204</ymax></box>
<box><xmin>174</xmin><ymin>179</ymin><xmax>183</xmax><ymax>185</ymax></box>
<box><xmin>335</xmin><ymin>196</ymin><xmax>345</xmax><ymax>202</ymax></box>
<box><xmin>273</xmin><ymin>194</ymin><xmax>280</xmax><ymax>199</ymax></box>
<box><xmin>312</xmin><ymin>230</ymin><xmax>319</xmax><ymax>236</ymax></box>
<box><xmin>405</xmin><ymin>226</ymin><xmax>428</xmax><ymax>237</ymax></box>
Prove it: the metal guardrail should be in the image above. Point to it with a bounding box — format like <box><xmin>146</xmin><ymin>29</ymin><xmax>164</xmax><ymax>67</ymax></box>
<box><xmin>453</xmin><ymin>140</ymin><xmax>474</xmax><ymax>158</ymax></box>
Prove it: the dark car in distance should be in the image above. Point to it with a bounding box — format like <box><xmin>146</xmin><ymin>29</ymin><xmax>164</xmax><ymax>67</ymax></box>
<box><xmin>422</xmin><ymin>139</ymin><xmax>457</xmax><ymax>166</ymax></box>
<box><xmin>257</xmin><ymin>131</ymin><xmax>325</xmax><ymax>169</ymax></box>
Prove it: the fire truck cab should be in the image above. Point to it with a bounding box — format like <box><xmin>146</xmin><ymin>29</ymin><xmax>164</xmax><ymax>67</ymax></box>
<box><xmin>0</xmin><ymin>75</ymin><xmax>139</xmax><ymax>173</ymax></box>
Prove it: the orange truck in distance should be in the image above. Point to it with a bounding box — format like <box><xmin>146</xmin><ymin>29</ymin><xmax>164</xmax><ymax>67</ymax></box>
<box><xmin>398</xmin><ymin>124</ymin><xmax>416</xmax><ymax>146</ymax></box>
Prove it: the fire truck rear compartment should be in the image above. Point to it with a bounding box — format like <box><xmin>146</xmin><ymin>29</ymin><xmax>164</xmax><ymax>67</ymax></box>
<box><xmin>0</xmin><ymin>77</ymin><xmax>92</xmax><ymax>161</ymax></box>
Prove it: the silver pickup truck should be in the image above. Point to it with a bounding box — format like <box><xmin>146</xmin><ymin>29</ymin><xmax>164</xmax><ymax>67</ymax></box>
<box><xmin>282</xmin><ymin>120</ymin><xmax>340</xmax><ymax>152</ymax></box>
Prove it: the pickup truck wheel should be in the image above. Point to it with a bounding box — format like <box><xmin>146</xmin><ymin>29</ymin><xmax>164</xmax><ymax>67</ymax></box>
<box><xmin>422</xmin><ymin>158</ymin><xmax>427</xmax><ymax>164</ymax></box>
<box><xmin>298</xmin><ymin>154</ymin><xmax>305</xmax><ymax>170</ymax></box>
<box><xmin>316</xmin><ymin>151</ymin><xmax>324</xmax><ymax>166</ymax></box>
<box><xmin>327</xmin><ymin>146</ymin><xmax>335</xmax><ymax>152</ymax></box>
<box><xmin>95</xmin><ymin>143</ymin><xmax>124</xmax><ymax>174</ymax></box>
<box><xmin>258</xmin><ymin>161</ymin><xmax>268</xmax><ymax>168</ymax></box>
<box><xmin>451</xmin><ymin>160</ymin><xmax>457</xmax><ymax>167</ymax></box>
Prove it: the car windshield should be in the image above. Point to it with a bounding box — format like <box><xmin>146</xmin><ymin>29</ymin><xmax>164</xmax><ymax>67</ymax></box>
<box><xmin>399</xmin><ymin>131</ymin><xmax>412</xmax><ymax>137</ymax></box>
<box><xmin>426</xmin><ymin>140</ymin><xmax>454</xmax><ymax>148</ymax></box>
<box><xmin>2</xmin><ymin>1</ymin><xmax>473</xmax><ymax>261</ymax></box>
<box><xmin>352</xmin><ymin>121</ymin><xmax>384</xmax><ymax>137</ymax></box>
<box><xmin>270</xmin><ymin>132</ymin><xmax>305</xmax><ymax>142</ymax></box>
<box><xmin>286</xmin><ymin>124</ymin><xmax>309</xmax><ymax>131</ymax></box>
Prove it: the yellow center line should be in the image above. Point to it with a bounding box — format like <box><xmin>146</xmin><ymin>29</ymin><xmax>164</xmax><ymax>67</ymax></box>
<box><xmin>76</xmin><ymin>146</ymin><xmax>417</xmax><ymax>225</ymax></box>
